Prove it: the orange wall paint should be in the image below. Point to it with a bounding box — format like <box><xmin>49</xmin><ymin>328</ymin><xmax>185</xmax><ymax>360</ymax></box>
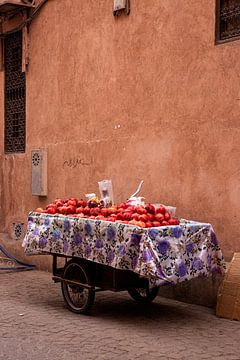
<box><xmin>0</xmin><ymin>0</ymin><xmax>239</xmax><ymax>261</ymax></box>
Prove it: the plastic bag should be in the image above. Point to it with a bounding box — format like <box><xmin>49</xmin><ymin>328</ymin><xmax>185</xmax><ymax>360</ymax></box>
<box><xmin>98</xmin><ymin>180</ymin><xmax>114</xmax><ymax>207</ymax></box>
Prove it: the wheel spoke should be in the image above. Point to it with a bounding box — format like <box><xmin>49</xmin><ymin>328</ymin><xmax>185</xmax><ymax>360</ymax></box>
<box><xmin>61</xmin><ymin>261</ymin><xmax>95</xmax><ymax>314</ymax></box>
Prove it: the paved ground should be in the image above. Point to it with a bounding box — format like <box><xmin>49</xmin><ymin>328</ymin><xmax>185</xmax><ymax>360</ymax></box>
<box><xmin>0</xmin><ymin>270</ymin><xmax>239</xmax><ymax>360</ymax></box>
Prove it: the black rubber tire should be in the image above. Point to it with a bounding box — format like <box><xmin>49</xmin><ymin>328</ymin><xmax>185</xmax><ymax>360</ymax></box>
<box><xmin>128</xmin><ymin>286</ymin><xmax>159</xmax><ymax>304</ymax></box>
<box><xmin>61</xmin><ymin>259</ymin><xmax>95</xmax><ymax>314</ymax></box>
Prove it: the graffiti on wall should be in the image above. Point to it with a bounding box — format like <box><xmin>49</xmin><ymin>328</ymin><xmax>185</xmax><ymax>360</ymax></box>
<box><xmin>62</xmin><ymin>158</ymin><xmax>92</xmax><ymax>169</ymax></box>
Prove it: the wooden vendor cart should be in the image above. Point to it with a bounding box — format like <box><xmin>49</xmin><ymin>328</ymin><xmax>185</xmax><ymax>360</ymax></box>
<box><xmin>23</xmin><ymin>212</ymin><xmax>225</xmax><ymax>314</ymax></box>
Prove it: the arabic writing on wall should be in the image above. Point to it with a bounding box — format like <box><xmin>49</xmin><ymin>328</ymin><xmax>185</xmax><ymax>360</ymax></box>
<box><xmin>62</xmin><ymin>158</ymin><xmax>91</xmax><ymax>169</ymax></box>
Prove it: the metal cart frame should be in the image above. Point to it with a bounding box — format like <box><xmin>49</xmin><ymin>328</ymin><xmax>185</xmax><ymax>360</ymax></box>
<box><xmin>52</xmin><ymin>254</ymin><xmax>159</xmax><ymax>314</ymax></box>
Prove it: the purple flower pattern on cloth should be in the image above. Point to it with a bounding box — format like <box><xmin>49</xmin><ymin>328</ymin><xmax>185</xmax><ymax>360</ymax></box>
<box><xmin>132</xmin><ymin>256</ymin><xmax>138</xmax><ymax>270</ymax></box>
<box><xmin>63</xmin><ymin>240</ymin><xmax>69</xmax><ymax>253</ymax></box>
<box><xmin>39</xmin><ymin>236</ymin><xmax>47</xmax><ymax>249</ymax></box>
<box><xmin>156</xmin><ymin>266</ymin><xmax>165</xmax><ymax>279</ymax></box>
<box><xmin>131</xmin><ymin>233</ymin><xmax>142</xmax><ymax>246</ymax></box>
<box><xmin>33</xmin><ymin>228</ymin><xmax>40</xmax><ymax>236</ymax></box>
<box><xmin>64</xmin><ymin>219</ymin><xmax>71</xmax><ymax>231</ymax></box>
<box><xmin>210</xmin><ymin>231</ymin><xmax>219</xmax><ymax>245</ymax></box>
<box><xmin>84</xmin><ymin>222</ymin><xmax>92</xmax><ymax>236</ymax></box>
<box><xmin>207</xmin><ymin>254</ymin><xmax>212</xmax><ymax>266</ymax></box>
<box><xmin>84</xmin><ymin>245</ymin><xmax>91</xmax><ymax>257</ymax></box>
<box><xmin>53</xmin><ymin>229</ymin><xmax>61</xmax><ymax>241</ymax></box>
<box><xmin>148</xmin><ymin>228</ymin><xmax>159</xmax><ymax>240</ymax></box>
<box><xmin>192</xmin><ymin>257</ymin><xmax>203</xmax><ymax>270</ymax></box>
<box><xmin>107</xmin><ymin>250</ymin><xmax>114</xmax><ymax>264</ymax></box>
<box><xmin>186</xmin><ymin>242</ymin><xmax>194</xmax><ymax>253</ymax></box>
<box><xmin>96</xmin><ymin>239</ymin><xmax>103</xmax><ymax>249</ymax></box>
<box><xmin>173</xmin><ymin>226</ymin><xmax>182</xmax><ymax>239</ymax></box>
<box><xmin>118</xmin><ymin>244</ymin><xmax>126</xmax><ymax>256</ymax></box>
<box><xmin>73</xmin><ymin>233</ymin><xmax>82</xmax><ymax>246</ymax></box>
<box><xmin>23</xmin><ymin>213</ymin><xmax>226</xmax><ymax>287</ymax></box>
<box><xmin>157</xmin><ymin>240</ymin><xmax>170</xmax><ymax>255</ymax></box>
<box><xmin>178</xmin><ymin>262</ymin><xmax>187</xmax><ymax>277</ymax></box>
<box><xmin>142</xmin><ymin>248</ymin><xmax>152</xmax><ymax>262</ymax></box>
<box><xmin>107</xmin><ymin>226</ymin><xmax>116</xmax><ymax>241</ymax></box>
<box><xmin>44</xmin><ymin>218</ymin><xmax>51</xmax><ymax>226</ymax></box>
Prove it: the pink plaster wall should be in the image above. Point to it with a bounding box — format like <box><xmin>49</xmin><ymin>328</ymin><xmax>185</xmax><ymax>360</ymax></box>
<box><xmin>0</xmin><ymin>0</ymin><xmax>240</xmax><ymax>261</ymax></box>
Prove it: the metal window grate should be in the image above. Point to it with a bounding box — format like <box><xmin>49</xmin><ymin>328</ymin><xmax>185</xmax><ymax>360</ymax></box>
<box><xmin>4</xmin><ymin>31</ymin><xmax>26</xmax><ymax>153</ymax></box>
<box><xmin>216</xmin><ymin>0</ymin><xmax>240</xmax><ymax>42</ymax></box>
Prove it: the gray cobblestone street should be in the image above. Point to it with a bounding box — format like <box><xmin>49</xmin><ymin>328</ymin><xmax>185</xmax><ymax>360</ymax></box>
<box><xmin>0</xmin><ymin>270</ymin><xmax>240</xmax><ymax>360</ymax></box>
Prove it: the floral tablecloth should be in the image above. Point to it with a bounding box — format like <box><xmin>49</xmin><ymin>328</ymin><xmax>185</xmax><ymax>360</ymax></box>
<box><xmin>22</xmin><ymin>212</ymin><xmax>226</xmax><ymax>286</ymax></box>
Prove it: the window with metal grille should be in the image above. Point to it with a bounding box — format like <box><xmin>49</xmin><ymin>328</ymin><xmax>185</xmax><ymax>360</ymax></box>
<box><xmin>4</xmin><ymin>31</ymin><xmax>26</xmax><ymax>153</ymax></box>
<box><xmin>216</xmin><ymin>0</ymin><xmax>240</xmax><ymax>43</ymax></box>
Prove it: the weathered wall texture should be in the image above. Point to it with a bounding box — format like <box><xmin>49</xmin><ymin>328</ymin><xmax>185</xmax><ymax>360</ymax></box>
<box><xmin>0</xmin><ymin>0</ymin><xmax>239</xmax><ymax>265</ymax></box>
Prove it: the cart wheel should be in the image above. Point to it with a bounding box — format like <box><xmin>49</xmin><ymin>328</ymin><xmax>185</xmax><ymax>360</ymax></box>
<box><xmin>61</xmin><ymin>260</ymin><xmax>95</xmax><ymax>314</ymax></box>
<box><xmin>128</xmin><ymin>286</ymin><xmax>159</xmax><ymax>304</ymax></box>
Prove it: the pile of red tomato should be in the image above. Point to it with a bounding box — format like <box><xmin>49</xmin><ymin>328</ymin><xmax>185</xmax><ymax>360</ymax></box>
<box><xmin>35</xmin><ymin>198</ymin><xmax>180</xmax><ymax>228</ymax></box>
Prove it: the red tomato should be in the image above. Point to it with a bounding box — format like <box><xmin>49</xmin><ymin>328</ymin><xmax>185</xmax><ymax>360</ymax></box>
<box><xmin>118</xmin><ymin>203</ymin><xmax>128</xmax><ymax>209</ymax></box>
<box><xmin>83</xmin><ymin>207</ymin><xmax>90</xmax><ymax>215</ymax></box>
<box><xmin>147</xmin><ymin>213</ymin><xmax>155</xmax><ymax>222</ymax></box>
<box><xmin>131</xmin><ymin>213</ymin><xmax>139</xmax><ymax>220</ymax></box>
<box><xmin>58</xmin><ymin>206</ymin><xmax>67</xmax><ymax>214</ymax></box>
<box><xmin>168</xmin><ymin>218</ymin><xmax>180</xmax><ymax>225</ymax></box>
<box><xmin>107</xmin><ymin>216</ymin><xmax>116</xmax><ymax>222</ymax></box>
<box><xmin>124</xmin><ymin>212</ymin><xmax>132</xmax><ymax>221</ymax></box>
<box><xmin>164</xmin><ymin>212</ymin><xmax>171</xmax><ymax>221</ymax></box>
<box><xmin>145</xmin><ymin>204</ymin><xmax>155</xmax><ymax>214</ymax></box>
<box><xmin>135</xmin><ymin>206</ymin><xmax>147</xmax><ymax>215</ymax></box>
<box><xmin>46</xmin><ymin>203</ymin><xmax>56</xmax><ymax>209</ymax></box>
<box><xmin>139</xmin><ymin>214</ymin><xmax>149</xmax><ymax>223</ymax></box>
<box><xmin>77</xmin><ymin>199</ymin><xmax>87</xmax><ymax>208</ymax></box>
<box><xmin>116</xmin><ymin>212</ymin><xmax>124</xmax><ymax>220</ymax></box>
<box><xmin>67</xmin><ymin>199</ymin><xmax>77</xmax><ymax>207</ymax></box>
<box><xmin>101</xmin><ymin>208</ymin><xmax>109</xmax><ymax>217</ymax></box>
<box><xmin>46</xmin><ymin>207</ymin><xmax>56</xmax><ymax>214</ymax></box>
<box><xmin>156</xmin><ymin>206</ymin><xmax>166</xmax><ymax>215</ymax></box>
<box><xmin>126</xmin><ymin>205</ymin><xmax>135</xmax><ymax>212</ymax></box>
<box><xmin>155</xmin><ymin>213</ymin><xmax>164</xmax><ymax>222</ymax></box>
<box><xmin>90</xmin><ymin>207</ymin><xmax>100</xmax><ymax>216</ymax></box>
<box><xmin>55</xmin><ymin>199</ymin><xmax>64</xmax><ymax>207</ymax></box>
<box><xmin>76</xmin><ymin>207</ymin><xmax>84</xmax><ymax>214</ymax></box>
